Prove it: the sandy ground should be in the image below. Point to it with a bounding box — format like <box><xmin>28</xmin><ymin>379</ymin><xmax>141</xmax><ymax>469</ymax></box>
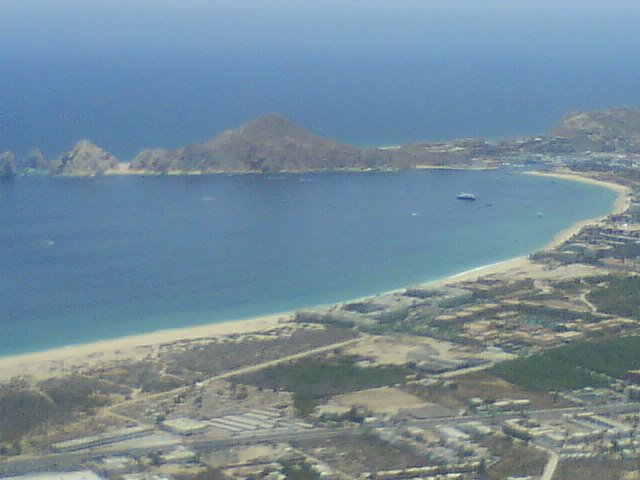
<box><xmin>0</xmin><ymin>170</ymin><xmax>629</xmax><ymax>383</ymax></box>
<box><xmin>0</xmin><ymin>313</ymin><xmax>292</xmax><ymax>382</ymax></box>
<box><xmin>325</xmin><ymin>386</ymin><xmax>426</xmax><ymax>414</ymax></box>
<box><xmin>343</xmin><ymin>334</ymin><xmax>489</xmax><ymax>366</ymax></box>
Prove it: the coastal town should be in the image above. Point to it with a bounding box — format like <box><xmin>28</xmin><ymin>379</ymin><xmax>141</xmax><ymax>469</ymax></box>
<box><xmin>4</xmin><ymin>108</ymin><xmax>640</xmax><ymax>480</ymax></box>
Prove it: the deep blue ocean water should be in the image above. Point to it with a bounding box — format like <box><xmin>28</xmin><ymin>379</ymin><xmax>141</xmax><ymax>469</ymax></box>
<box><xmin>0</xmin><ymin>170</ymin><xmax>616</xmax><ymax>355</ymax></box>
<box><xmin>1</xmin><ymin>1</ymin><xmax>640</xmax><ymax>158</ymax></box>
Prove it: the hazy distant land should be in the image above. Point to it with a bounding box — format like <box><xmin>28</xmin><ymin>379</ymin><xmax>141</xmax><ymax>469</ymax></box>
<box><xmin>2</xmin><ymin>107</ymin><xmax>640</xmax><ymax>178</ymax></box>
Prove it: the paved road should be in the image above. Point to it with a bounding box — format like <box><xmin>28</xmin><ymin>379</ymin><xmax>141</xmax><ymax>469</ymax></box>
<box><xmin>540</xmin><ymin>449</ymin><xmax>560</xmax><ymax>480</ymax></box>
<box><xmin>0</xmin><ymin>428</ymin><xmax>359</xmax><ymax>478</ymax></box>
<box><xmin>3</xmin><ymin>401</ymin><xmax>638</xmax><ymax>478</ymax></box>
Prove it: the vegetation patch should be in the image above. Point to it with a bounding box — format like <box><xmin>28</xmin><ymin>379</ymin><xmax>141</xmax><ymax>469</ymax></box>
<box><xmin>280</xmin><ymin>461</ymin><xmax>320</xmax><ymax>480</ymax></box>
<box><xmin>588</xmin><ymin>275</ymin><xmax>640</xmax><ymax>319</ymax></box>
<box><xmin>491</xmin><ymin>335</ymin><xmax>640</xmax><ymax>391</ymax></box>
<box><xmin>0</xmin><ymin>375</ymin><xmax>118</xmax><ymax>445</ymax></box>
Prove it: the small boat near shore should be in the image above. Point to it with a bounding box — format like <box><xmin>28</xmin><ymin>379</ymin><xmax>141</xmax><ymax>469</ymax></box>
<box><xmin>456</xmin><ymin>192</ymin><xmax>476</xmax><ymax>201</ymax></box>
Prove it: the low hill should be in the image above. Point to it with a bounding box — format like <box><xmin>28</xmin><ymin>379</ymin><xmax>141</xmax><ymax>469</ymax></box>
<box><xmin>551</xmin><ymin>107</ymin><xmax>640</xmax><ymax>153</ymax></box>
<box><xmin>131</xmin><ymin>114</ymin><xmax>367</xmax><ymax>173</ymax></box>
<box><xmin>129</xmin><ymin>114</ymin><xmax>498</xmax><ymax>174</ymax></box>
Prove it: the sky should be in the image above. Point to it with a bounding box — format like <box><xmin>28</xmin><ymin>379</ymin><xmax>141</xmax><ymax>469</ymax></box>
<box><xmin>2</xmin><ymin>0</ymin><xmax>640</xmax><ymax>56</ymax></box>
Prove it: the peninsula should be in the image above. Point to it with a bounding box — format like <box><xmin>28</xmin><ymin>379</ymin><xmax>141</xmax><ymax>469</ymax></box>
<box><xmin>4</xmin><ymin>107</ymin><xmax>640</xmax><ymax>177</ymax></box>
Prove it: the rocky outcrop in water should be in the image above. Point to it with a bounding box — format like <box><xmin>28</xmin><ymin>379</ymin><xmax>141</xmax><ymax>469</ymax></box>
<box><xmin>49</xmin><ymin>140</ymin><xmax>118</xmax><ymax>176</ymax></box>
<box><xmin>25</xmin><ymin>147</ymin><xmax>48</xmax><ymax>170</ymax></box>
<box><xmin>0</xmin><ymin>151</ymin><xmax>17</xmax><ymax>178</ymax></box>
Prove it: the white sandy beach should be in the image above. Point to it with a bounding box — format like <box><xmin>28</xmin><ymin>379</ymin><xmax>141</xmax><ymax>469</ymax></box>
<box><xmin>526</xmin><ymin>170</ymin><xmax>632</xmax><ymax>248</ymax></box>
<box><xmin>0</xmin><ymin>170</ymin><xmax>630</xmax><ymax>382</ymax></box>
<box><xmin>0</xmin><ymin>314</ymin><xmax>292</xmax><ymax>382</ymax></box>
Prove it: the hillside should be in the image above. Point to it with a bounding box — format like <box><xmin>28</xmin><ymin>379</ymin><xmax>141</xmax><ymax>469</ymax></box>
<box><xmin>42</xmin><ymin>106</ymin><xmax>640</xmax><ymax>176</ymax></box>
<box><xmin>129</xmin><ymin>114</ymin><xmax>503</xmax><ymax>174</ymax></box>
<box><xmin>551</xmin><ymin>107</ymin><xmax>640</xmax><ymax>152</ymax></box>
<box><xmin>131</xmin><ymin>114</ymin><xmax>368</xmax><ymax>173</ymax></box>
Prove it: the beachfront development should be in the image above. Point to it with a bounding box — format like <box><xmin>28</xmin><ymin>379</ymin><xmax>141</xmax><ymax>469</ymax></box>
<box><xmin>2</xmin><ymin>157</ymin><xmax>640</xmax><ymax>480</ymax></box>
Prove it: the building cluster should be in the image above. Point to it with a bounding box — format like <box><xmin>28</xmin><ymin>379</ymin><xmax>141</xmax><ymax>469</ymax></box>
<box><xmin>535</xmin><ymin>189</ymin><xmax>640</xmax><ymax>269</ymax></box>
<box><xmin>369</xmin><ymin>423</ymin><xmax>492</xmax><ymax>480</ymax></box>
<box><xmin>503</xmin><ymin>411</ymin><xmax>640</xmax><ymax>459</ymax></box>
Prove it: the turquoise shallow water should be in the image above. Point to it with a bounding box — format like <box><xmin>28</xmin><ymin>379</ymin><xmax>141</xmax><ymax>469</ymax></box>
<box><xmin>0</xmin><ymin>169</ymin><xmax>616</xmax><ymax>356</ymax></box>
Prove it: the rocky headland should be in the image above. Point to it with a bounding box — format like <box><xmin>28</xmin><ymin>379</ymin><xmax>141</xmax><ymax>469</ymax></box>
<box><xmin>48</xmin><ymin>140</ymin><xmax>118</xmax><ymax>176</ymax></box>
<box><xmin>4</xmin><ymin>106</ymin><xmax>640</xmax><ymax>177</ymax></box>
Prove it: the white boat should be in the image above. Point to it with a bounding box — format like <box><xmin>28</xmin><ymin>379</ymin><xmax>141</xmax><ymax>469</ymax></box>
<box><xmin>456</xmin><ymin>192</ymin><xmax>476</xmax><ymax>201</ymax></box>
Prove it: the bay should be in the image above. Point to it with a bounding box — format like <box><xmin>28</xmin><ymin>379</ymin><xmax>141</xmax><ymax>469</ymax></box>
<box><xmin>0</xmin><ymin>169</ymin><xmax>616</xmax><ymax>356</ymax></box>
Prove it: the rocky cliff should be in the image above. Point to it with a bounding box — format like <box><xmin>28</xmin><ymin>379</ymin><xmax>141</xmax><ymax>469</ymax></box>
<box><xmin>49</xmin><ymin>140</ymin><xmax>118</xmax><ymax>176</ymax></box>
<box><xmin>25</xmin><ymin>147</ymin><xmax>48</xmax><ymax>170</ymax></box>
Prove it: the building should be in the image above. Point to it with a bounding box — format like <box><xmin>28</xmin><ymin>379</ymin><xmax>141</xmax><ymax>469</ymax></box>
<box><xmin>51</xmin><ymin>426</ymin><xmax>154</xmax><ymax>453</ymax></box>
<box><xmin>4</xmin><ymin>472</ymin><xmax>103</xmax><ymax>480</ymax></box>
<box><xmin>161</xmin><ymin>417</ymin><xmax>209</xmax><ymax>436</ymax></box>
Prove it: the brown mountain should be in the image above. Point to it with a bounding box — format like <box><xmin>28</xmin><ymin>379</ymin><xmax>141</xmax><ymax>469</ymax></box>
<box><xmin>131</xmin><ymin>114</ymin><xmax>369</xmax><ymax>173</ymax></box>
<box><xmin>129</xmin><ymin>113</ymin><xmax>501</xmax><ymax>174</ymax></box>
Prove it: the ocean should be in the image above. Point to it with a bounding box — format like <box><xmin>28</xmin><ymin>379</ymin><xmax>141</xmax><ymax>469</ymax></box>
<box><xmin>0</xmin><ymin>1</ymin><xmax>634</xmax><ymax>355</ymax></box>
<box><xmin>0</xmin><ymin>170</ymin><xmax>616</xmax><ymax>355</ymax></box>
<box><xmin>1</xmin><ymin>1</ymin><xmax>640</xmax><ymax>159</ymax></box>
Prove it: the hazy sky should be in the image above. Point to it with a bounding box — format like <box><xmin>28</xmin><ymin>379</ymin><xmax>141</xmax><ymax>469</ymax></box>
<box><xmin>2</xmin><ymin>0</ymin><xmax>640</xmax><ymax>57</ymax></box>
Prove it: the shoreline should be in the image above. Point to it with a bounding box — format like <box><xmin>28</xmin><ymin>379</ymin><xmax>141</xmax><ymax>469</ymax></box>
<box><xmin>525</xmin><ymin>170</ymin><xmax>632</xmax><ymax>250</ymax></box>
<box><xmin>0</xmin><ymin>170</ymin><xmax>630</xmax><ymax>381</ymax></box>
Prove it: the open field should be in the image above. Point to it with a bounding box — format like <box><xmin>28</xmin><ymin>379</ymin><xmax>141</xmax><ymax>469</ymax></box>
<box><xmin>407</xmin><ymin>371</ymin><xmax>563</xmax><ymax>409</ymax></box>
<box><xmin>234</xmin><ymin>356</ymin><xmax>411</xmax><ymax>415</ymax></box>
<box><xmin>293</xmin><ymin>434</ymin><xmax>428</xmax><ymax>475</ymax></box>
<box><xmin>325</xmin><ymin>386</ymin><xmax>425</xmax><ymax>414</ymax></box>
